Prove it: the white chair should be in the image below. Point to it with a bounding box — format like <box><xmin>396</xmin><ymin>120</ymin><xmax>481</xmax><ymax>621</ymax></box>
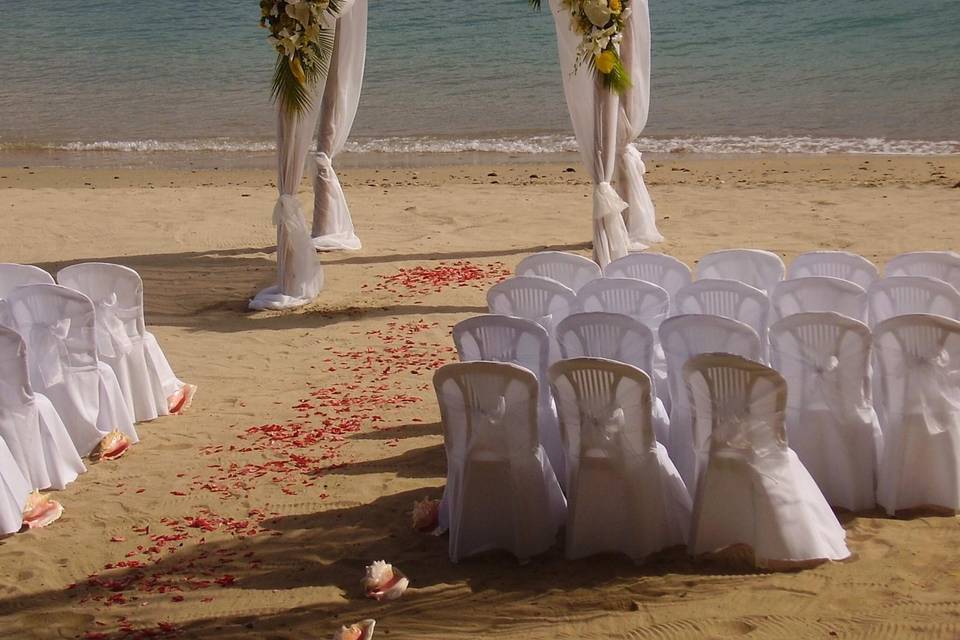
<box><xmin>885</xmin><ymin>251</ymin><xmax>960</xmax><ymax>290</ymax></box>
<box><xmin>549</xmin><ymin>357</ymin><xmax>690</xmax><ymax>561</ymax></box>
<box><xmin>0</xmin><ymin>327</ymin><xmax>85</xmax><ymax>490</ymax></box>
<box><xmin>603</xmin><ymin>253</ymin><xmax>692</xmax><ymax>310</ymax></box>
<box><xmin>452</xmin><ymin>314</ymin><xmax>563</xmax><ymax>481</ymax></box>
<box><xmin>2</xmin><ymin>284</ymin><xmax>138</xmax><ymax>456</ymax></box>
<box><xmin>683</xmin><ymin>353</ymin><xmax>850</xmax><ymax>566</ymax></box>
<box><xmin>769</xmin><ymin>313</ymin><xmax>882</xmax><ymax>511</ymax></box>
<box><xmin>770</xmin><ymin>276</ymin><xmax>868</xmax><ymax>323</ymax></box>
<box><xmin>578</xmin><ymin>277</ymin><xmax>671</xmax><ymax>407</ymax></box>
<box><xmin>659</xmin><ymin>314</ymin><xmax>762</xmax><ymax>493</ymax></box>
<box><xmin>674</xmin><ymin>279</ymin><xmax>770</xmax><ymax>348</ymax></box>
<box><xmin>0</xmin><ymin>437</ymin><xmax>30</xmax><ymax>535</ymax></box>
<box><xmin>788</xmin><ymin>251</ymin><xmax>878</xmax><ymax>289</ymax></box>
<box><xmin>555</xmin><ymin>312</ymin><xmax>670</xmax><ymax>444</ymax></box>
<box><xmin>0</xmin><ymin>264</ymin><xmax>54</xmax><ymax>300</ymax></box>
<box><xmin>696</xmin><ymin>249</ymin><xmax>785</xmax><ymax>293</ymax></box>
<box><xmin>873</xmin><ymin>314</ymin><xmax>960</xmax><ymax>514</ymax></box>
<box><xmin>57</xmin><ymin>263</ymin><xmax>194</xmax><ymax>421</ymax></box>
<box><xmin>867</xmin><ymin>276</ymin><xmax>960</xmax><ymax>328</ymax></box>
<box><xmin>515</xmin><ymin>251</ymin><xmax>601</xmax><ymax>292</ymax></box>
<box><xmin>486</xmin><ymin>276</ymin><xmax>579</xmax><ymax>363</ymax></box>
<box><xmin>434</xmin><ymin>361</ymin><xmax>566</xmax><ymax>562</ymax></box>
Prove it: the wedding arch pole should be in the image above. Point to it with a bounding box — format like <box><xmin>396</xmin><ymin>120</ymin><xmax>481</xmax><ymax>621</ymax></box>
<box><xmin>311</xmin><ymin>0</ymin><xmax>367</xmax><ymax>251</ymax></box>
<box><xmin>549</xmin><ymin>0</ymin><xmax>631</xmax><ymax>266</ymax></box>
<box><xmin>252</xmin><ymin>0</ymin><xmax>348</xmax><ymax>310</ymax></box>
<box><xmin>615</xmin><ymin>0</ymin><xmax>663</xmax><ymax>250</ymax></box>
<box><xmin>249</xmin><ymin>84</ymin><xmax>327</xmax><ymax>310</ymax></box>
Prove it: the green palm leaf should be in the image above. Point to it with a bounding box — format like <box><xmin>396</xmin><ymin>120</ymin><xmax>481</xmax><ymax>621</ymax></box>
<box><xmin>269</xmin><ymin>0</ymin><xmax>347</xmax><ymax>115</ymax></box>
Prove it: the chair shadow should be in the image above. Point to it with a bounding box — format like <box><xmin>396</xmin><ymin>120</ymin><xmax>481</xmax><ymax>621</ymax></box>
<box><xmin>349</xmin><ymin>421</ymin><xmax>442</xmax><ymax>441</ymax></box>
<box><xmin>33</xmin><ymin>240</ymin><xmax>586</xmax><ymax>332</ymax></box>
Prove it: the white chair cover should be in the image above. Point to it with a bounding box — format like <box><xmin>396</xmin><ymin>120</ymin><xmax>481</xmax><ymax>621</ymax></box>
<box><xmin>873</xmin><ymin>314</ymin><xmax>960</xmax><ymax>514</ymax></box>
<box><xmin>603</xmin><ymin>253</ymin><xmax>692</xmax><ymax>311</ymax></box>
<box><xmin>311</xmin><ymin>0</ymin><xmax>367</xmax><ymax>251</ymax></box>
<box><xmin>684</xmin><ymin>353</ymin><xmax>850</xmax><ymax>566</ymax></box>
<box><xmin>57</xmin><ymin>263</ymin><xmax>191</xmax><ymax>422</ymax></box>
<box><xmin>867</xmin><ymin>276</ymin><xmax>960</xmax><ymax>328</ymax></box>
<box><xmin>515</xmin><ymin>252</ymin><xmax>602</xmax><ymax>292</ymax></box>
<box><xmin>0</xmin><ymin>436</ymin><xmax>29</xmax><ymax>535</ymax></box>
<box><xmin>452</xmin><ymin>315</ymin><xmax>564</xmax><ymax>483</ymax></box>
<box><xmin>788</xmin><ymin>251</ymin><xmax>878</xmax><ymax>289</ymax></box>
<box><xmin>0</xmin><ymin>327</ymin><xmax>84</xmax><ymax>490</ymax></box>
<box><xmin>555</xmin><ymin>312</ymin><xmax>670</xmax><ymax>444</ymax></box>
<box><xmin>2</xmin><ymin>285</ymin><xmax>137</xmax><ymax>456</ymax></box>
<box><xmin>674</xmin><ymin>279</ymin><xmax>771</xmax><ymax>347</ymax></box>
<box><xmin>885</xmin><ymin>251</ymin><xmax>960</xmax><ymax>290</ymax></box>
<box><xmin>770</xmin><ymin>276</ymin><xmax>868</xmax><ymax>323</ymax></box>
<box><xmin>486</xmin><ymin>277</ymin><xmax>580</xmax><ymax>360</ymax></box>
<box><xmin>769</xmin><ymin>313</ymin><xmax>882</xmax><ymax>511</ymax></box>
<box><xmin>0</xmin><ymin>264</ymin><xmax>54</xmax><ymax>299</ymax></box>
<box><xmin>434</xmin><ymin>361</ymin><xmax>566</xmax><ymax>562</ymax></box>
<box><xmin>659</xmin><ymin>314</ymin><xmax>762</xmax><ymax>493</ymax></box>
<box><xmin>696</xmin><ymin>249</ymin><xmax>785</xmax><ymax>294</ymax></box>
<box><xmin>578</xmin><ymin>277</ymin><xmax>671</xmax><ymax>409</ymax></box>
<box><xmin>549</xmin><ymin>357</ymin><xmax>689</xmax><ymax>560</ymax></box>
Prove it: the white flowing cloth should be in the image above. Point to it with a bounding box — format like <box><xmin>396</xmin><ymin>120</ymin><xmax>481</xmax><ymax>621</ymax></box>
<box><xmin>549</xmin><ymin>0</ymin><xmax>662</xmax><ymax>265</ymax></box>
<box><xmin>250</xmin><ymin>58</ymin><xmax>331</xmax><ymax>310</ymax></box>
<box><xmin>311</xmin><ymin>0</ymin><xmax>367</xmax><ymax>252</ymax></box>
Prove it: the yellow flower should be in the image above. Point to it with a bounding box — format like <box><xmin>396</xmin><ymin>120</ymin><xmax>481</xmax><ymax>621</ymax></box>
<box><xmin>610</xmin><ymin>0</ymin><xmax>622</xmax><ymax>13</ymax></box>
<box><xmin>289</xmin><ymin>55</ymin><xmax>306</xmax><ymax>84</ymax></box>
<box><xmin>596</xmin><ymin>50</ymin><xmax>617</xmax><ymax>74</ymax></box>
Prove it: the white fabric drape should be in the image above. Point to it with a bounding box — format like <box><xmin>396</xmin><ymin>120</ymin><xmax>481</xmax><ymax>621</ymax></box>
<box><xmin>549</xmin><ymin>0</ymin><xmax>661</xmax><ymax>265</ymax></box>
<box><xmin>311</xmin><ymin>0</ymin><xmax>367</xmax><ymax>251</ymax></box>
<box><xmin>615</xmin><ymin>0</ymin><xmax>663</xmax><ymax>249</ymax></box>
<box><xmin>250</xmin><ymin>73</ymin><xmax>328</xmax><ymax>310</ymax></box>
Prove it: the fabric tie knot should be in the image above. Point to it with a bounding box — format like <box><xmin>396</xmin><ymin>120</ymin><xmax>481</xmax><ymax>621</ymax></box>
<box><xmin>94</xmin><ymin>293</ymin><xmax>134</xmax><ymax>358</ymax></box>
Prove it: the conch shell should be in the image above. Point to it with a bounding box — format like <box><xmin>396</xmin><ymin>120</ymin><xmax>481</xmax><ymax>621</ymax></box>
<box><xmin>168</xmin><ymin>383</ymin><xmax>198</xmax><ymax>415</ymax></box>
<box><xmin>94</xmin><ymin>429</ymin><xmax>130</xmax><ymax>460</ymax></box>
<box><xmin>411</xmin><ymin>498</ymin><xmax>440</xmax><ymax>533</ymax></box>
<box><xmin>22</xmin><ymin>490</ymin><xmax>63</xmax><ymax>529</ymax></box>
<box><xmin>363</xmin><ymin>560</ymin><xmax>408</xmax><ymax>601</ymax></box>
<box><xmin>94</xmin><ymin>430</ymin><xmax>130</xmax><ymax>461</ymax></box>
<box><xmin>332</xmin><ymin>619</ymin><xmax>376</xmax><ymax>640</ymax></box>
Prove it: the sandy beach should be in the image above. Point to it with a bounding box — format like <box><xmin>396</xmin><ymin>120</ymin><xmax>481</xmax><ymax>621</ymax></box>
<box><xmin>1</xmin><ymin>153</ymin><xmax>960</xmax><ymax>639</ymax></box>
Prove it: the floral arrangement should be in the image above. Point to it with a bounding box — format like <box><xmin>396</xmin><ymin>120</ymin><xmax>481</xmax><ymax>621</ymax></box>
<box><xmin>259</xmin><ymin>0</ymin><xmax>345</xmax><ymax>114</ymax></box>
<box><xmin>530</xmin><ymin>0</ymin><xmax>632</xmax><ymax>94</ymax></box>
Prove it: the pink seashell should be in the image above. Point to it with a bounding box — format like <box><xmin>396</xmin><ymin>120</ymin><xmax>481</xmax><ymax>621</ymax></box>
<box><xmin>411</xmin><ymin>498</ymin><xmax>440</xmax><ymax>532</ymax></box>
<box><xmin>95</xmin><ymin>430</ymin><xmax>130</xmax><ymax>461</ymax></box>
<box><xmin>363</xmin><ymin>560</ymin><xmax>409</xmax><ymax>601</ymax></box>
<box><xmin>22</xmin><ymin>490</ymin><xmax>63</xmax><ymax>529</ymax></box>
<box><xmin>332</xmin><ymin>619</ymin><xmax>376</xmax><ymax>640</ymax></box>
<box><xmin>167</xmin><ymin>383</ymin><xmax>198</xmax><ymax>415</ymax></box>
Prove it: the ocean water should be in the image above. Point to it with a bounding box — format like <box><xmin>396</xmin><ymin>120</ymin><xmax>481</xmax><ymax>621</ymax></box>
<box><xmin>0</xmin><ymin>0</ymin><xmax>958</xmax><ymax>158</ymax></box>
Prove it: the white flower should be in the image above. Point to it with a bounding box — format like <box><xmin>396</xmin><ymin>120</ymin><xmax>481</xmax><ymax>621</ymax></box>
<box><xmin>582</xmin><ymin>0</ymin><xmax>612</xmax><ymax>27</ymax></box>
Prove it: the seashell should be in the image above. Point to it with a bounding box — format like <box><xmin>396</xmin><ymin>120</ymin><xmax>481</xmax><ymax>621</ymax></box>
<box><xmin>94</xmin><ymin>430</ymin><xmax>130</xmax><ymax>461</ymax></box>
<box><xmin>411</xmin><ymin>498</ymin><xmax>440</xmax><ymax>532</ymax></box>
<box><xmin>168</xmin><ymin>383</ymin><xmax>198</xmax><ymax>415</ymax></box>
<box><xmin>363</xmin><ymin>560</ymin><xmax>409</xmax><ymax>601</ymax></box>
<box><xmin>332</xmin><ymin>619</ymin><xmax>376</xmax><ymax>640</ymax></box>
<box><xmin>22</xmin><ymin>490</ymin><xmax>63</xmax><ymax>529</ymax></box>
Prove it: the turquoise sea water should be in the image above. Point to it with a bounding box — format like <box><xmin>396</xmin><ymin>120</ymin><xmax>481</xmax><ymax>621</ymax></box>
<box><xmin>0</xmin><ymin>0</ymin><xmax>958</xmax><ymax>155</ymax></box>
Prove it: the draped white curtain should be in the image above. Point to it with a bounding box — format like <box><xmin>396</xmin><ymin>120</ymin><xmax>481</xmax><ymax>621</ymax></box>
<box><xmin>311</xmin><ymin>0</ymin><xmax>367</xmax><ymax>251</ymax></box>
<box><xmin>615</xmin><ymin>0</ymin><xmax>663</xmax><ymax>250</ymax></box>
<box><xmin>249</xmin><ymin>76</ymin><xmax>326</xmax><ymax>310</ymax></box>
<box><xmin>549</xmin><ymin>0</ymin><xmax>662</xmax><ymax>265</ymax></box>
